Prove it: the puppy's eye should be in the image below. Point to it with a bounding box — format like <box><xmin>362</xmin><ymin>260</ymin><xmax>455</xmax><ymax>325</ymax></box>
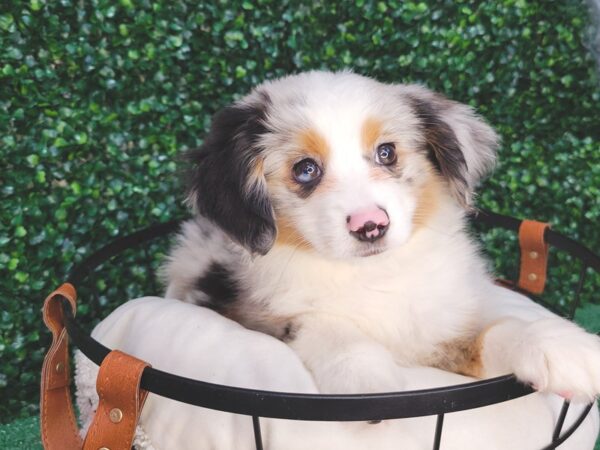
<box><xmin>375</xmin><ymin>143</ymin><xmax>397</xmax><ymax>165</ymax></box>
<box><xmin>293</xmin><ymin>158</ymin><xmax>322</xmax><ymax>184</ymax></box>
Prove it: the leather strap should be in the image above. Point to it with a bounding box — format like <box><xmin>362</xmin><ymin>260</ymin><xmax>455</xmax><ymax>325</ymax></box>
<box><xmin>517</xmin><ymin>220</ymin><xmax>551</xmax><ymax>294</ymax></box>
<box><xmin>41</xmin><ymin>285</ymin><xmax>151</xmax><ymax>450</ymax></box>
<box><xmin>83</xmin><ymin>350</ymin><xmax>150</xmax><ymax>450</ymax></box>
<box><xmin>40</xmin><ymin>283</ymin><xmax>82</xmax><ymax>450</ymax></box>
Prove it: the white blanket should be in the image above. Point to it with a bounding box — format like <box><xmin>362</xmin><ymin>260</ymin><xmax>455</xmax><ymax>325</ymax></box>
<box><xmin>75</xmin><ymin>297</ymin><xmax>599</xmax><ymax>449</ymax></box>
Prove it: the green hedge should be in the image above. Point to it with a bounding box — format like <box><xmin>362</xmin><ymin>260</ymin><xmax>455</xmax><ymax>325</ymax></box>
<box><xmin>1</xmin><ymin>0</ymin><xmax>599</xmax><ymax>421</ymax></box>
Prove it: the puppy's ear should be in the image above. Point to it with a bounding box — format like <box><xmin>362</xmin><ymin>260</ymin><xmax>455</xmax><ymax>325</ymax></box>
<box><xmin>185</xmin><ymin>97</ymin><xmax>276</xmax><ymax>255</ymax></box>
<box><xmin>403</xmin><ymin>86</ymin><xmax>499</xmax><ymax>207</ymax></box>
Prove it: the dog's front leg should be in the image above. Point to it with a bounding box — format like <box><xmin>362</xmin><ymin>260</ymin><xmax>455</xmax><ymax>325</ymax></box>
<box><xmin>286</xmin><ymin>315</ymin><xmax>407</xmax><ymax>395</ymax></box>
<box><xmin>473</xmin><ymin>284</ymin><xmax>600</xmax><ymax>402</ymax></box>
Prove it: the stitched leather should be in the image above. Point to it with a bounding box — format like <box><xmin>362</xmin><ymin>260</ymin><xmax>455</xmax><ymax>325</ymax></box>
<box><xmin>83</xmin><ymin>350</ymin><xmax>150</xmax><ymax>450</ymax></box>
<box><xmin>41</xmin><ymin>284</ymin><xmax>151</xmax><ymax>450</ymax></box>
<box><xmin>518</xmin><ymin>220</ymin><xmax>551</xmax><ymax>295</ymax></box>
<box><xmin>40</xmin><ymin>283</ymin><xmax>82</xmax><ymax>450</ymax></box>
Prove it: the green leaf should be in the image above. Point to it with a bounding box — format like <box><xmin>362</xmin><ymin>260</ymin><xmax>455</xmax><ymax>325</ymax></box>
<box><xmin>30</xmin><ymin>0</ymin><xmax>43</xmax><ymax>11</ymax></box>
<box><xmin>0</xmin><ymin>14</ymin><xmax>14</xmax><ymax>31</ymax></box>
<box><xmin>14</xmin><ymin>272</ymin><xmax>29</xmax><ymax>283</ymax></box>
<box><xmin>74</xmin><ymin>132</ymin><xmax>88</xmax><ymax>144</ymax></box>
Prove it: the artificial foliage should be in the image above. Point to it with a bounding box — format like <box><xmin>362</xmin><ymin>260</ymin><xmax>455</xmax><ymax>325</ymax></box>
<box><xmin>1</xmin><ymin>0</ymin><xmax>599</xmax><ymax>421</ymax></box>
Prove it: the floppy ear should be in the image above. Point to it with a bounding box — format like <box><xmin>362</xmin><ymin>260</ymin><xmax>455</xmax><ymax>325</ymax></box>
<box><xmin>185</xmin><ymin>97</ymin><xmax>276</xmax><ymax>255</ymax></box>
<box><xmin>403</xmin><ymin>86</ymin><xmax>500</xmax><ymax>207</ymax></box>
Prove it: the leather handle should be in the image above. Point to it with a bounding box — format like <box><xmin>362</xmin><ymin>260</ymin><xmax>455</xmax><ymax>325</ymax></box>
<box><xmin>41</xmin><ymin>285</ymin><xmax>151</xmax><ymax>450</ymax></box>
<box><xmin>517</xmin><ymin>220</ymin><xmax>551</xmax><ymax>295</ymax></box>
<box><xmin>40</xmin><ymin>283</ymin><xmax>83</xmax><ymax>450</ymax></box>
<box><xmin>84</xmin><ymin>350</ymin><xmax>151</xmax><ymax>450</ymax></box>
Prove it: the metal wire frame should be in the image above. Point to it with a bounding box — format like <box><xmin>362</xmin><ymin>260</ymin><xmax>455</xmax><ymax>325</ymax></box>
<box><xmin>62</xmin><ymin>209</ymin><xmax>599</xmax><ymax>450</ymax></box>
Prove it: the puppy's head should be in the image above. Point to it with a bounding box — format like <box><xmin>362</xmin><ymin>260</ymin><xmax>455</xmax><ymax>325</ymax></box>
<box><xmin>186</xmin><ymin>71</ymin><xmax>499</xmax><ymax>258</ymax></box>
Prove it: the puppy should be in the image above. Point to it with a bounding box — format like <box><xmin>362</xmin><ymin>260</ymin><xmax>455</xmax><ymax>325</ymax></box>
<box><xmin>163</xmin><ymin>70</ymin><xmax>600</xmax><ymax>401</ymax></box>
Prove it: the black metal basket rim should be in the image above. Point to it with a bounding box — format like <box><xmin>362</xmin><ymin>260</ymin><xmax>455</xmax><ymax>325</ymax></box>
<box><xmin>63</xmin><ymin>208</ymin><xmax>600</xmax><ymax>425</ymax></box>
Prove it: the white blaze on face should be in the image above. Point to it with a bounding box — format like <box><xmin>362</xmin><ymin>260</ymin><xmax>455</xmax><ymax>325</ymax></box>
<box><xmin>301</xmin><ymin>136</ymin><xmax>419</xmax><ymax>258</ymax></box>
<box><xmin>266</xmin><ymin>93</ymin><xmax>422</xmax><ymax>258</ymax></box>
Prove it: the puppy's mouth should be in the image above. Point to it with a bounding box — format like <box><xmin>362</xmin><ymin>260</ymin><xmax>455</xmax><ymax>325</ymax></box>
<box><xmin>354</xmin><ymin>244</ymin><xmax>387</xmax><ymax>257</ymax></box>
<box><xmin>347</xmin><ymin>217</ymin><xmax>390</xmax><ymax>257</ymax></box>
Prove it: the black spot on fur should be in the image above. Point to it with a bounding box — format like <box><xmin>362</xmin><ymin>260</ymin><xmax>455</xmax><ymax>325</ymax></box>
<box><xmin>408</xmin><ymin>96</ymin><xmax>469</xmax><ymax>206</ymax></box>
<box><xmin>281</xmin><ymin>321</ymin><xmax>298</xmax><ymax>342</ymax></box>
<box><xmin>195</xmin><ymin>262</ymin><xmax>239</xmax><ymax>311</ymax></box>
<box><xmin>186</xmin><ymin>93</ymin><xmax>276</xmax><ymax>254</ymax></box>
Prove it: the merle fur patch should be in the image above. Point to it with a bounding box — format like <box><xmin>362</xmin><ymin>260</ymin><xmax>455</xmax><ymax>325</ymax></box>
<box><xmin>195</xmin><ymin>262</ymin><xmax>240</xmax><ymax>311</ymax></box>
<box><xmin>280</xmin><ymin>321</ymin><xmax>299</xmax><ymax>342</ymax></box>
<box><xmin>185</xmin><ymin>93</ymin><xmax>276</xmax><ymax>254</ymax></box>
<box><xmin>408</xmin><ymin>95</ymin><xmax>469</xmax><ymax>206</ymax></box>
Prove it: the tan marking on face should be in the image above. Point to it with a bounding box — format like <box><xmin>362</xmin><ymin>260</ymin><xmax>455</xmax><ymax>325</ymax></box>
<box><xmin>267</xmin><ymin>164</ymin><xmax>306</xmax><ymax>197</ymax></box>
<box><xmin>412</xmin><ymin>172</ymin><xmax>443</xmax><ymax>228</ymax></box>
<box><xmin>245</xmin><ymin>158</ymin><xmax>266</xmax><ymax>191</ymax></box>
<box><xmin>264</xmin><ymin>165</ymin><xmax>296</xmax><ymax>197</ymax></box>
<box><xmin>297</xmin><ymin>128</ymin><xmax>330</xmax><ymax>162</ymax></box>
<box><xmin>274</xmin><ymin>214</ymin><xmax>313</xmax><ymax>250</ymax></box>
<box><xmin>361</xmin><ymin>117</ymin><xmax>383</xmax><ymax>156</ymax></box>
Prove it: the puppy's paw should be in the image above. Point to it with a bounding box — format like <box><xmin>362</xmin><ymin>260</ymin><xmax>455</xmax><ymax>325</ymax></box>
<box><xmin>511</xmin><ymin>318</ymin><xmax>600</xmax><ymax>402</ymax></box>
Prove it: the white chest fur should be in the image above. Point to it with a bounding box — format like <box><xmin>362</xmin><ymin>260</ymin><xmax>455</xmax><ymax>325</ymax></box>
<box><xmin>243</xmin><ymin>222</ymin><xmax>488</xmax><ymax>365</ymax></box>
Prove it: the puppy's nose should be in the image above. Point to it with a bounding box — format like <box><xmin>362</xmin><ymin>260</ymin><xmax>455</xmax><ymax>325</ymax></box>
<box><xmin>346</xmin><ymin>207</ymin><xmax>390</xmax><ymax>242</ymax></box>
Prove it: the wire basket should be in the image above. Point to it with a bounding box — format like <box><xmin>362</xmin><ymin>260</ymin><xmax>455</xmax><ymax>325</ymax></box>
<box><xmin>60</xmin><ymin>209</ymin><xmax>600</xmax><ymax>450</ymax></box>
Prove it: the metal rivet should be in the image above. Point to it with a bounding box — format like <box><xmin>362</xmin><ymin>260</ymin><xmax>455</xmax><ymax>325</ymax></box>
<box><xmin>529</xmin><ymin>251</ymin><xmax>539</xmax><ymax>259</ymax></box>
<box><xmin>109</xmin><ymin>408</ymin><xmax>123</xmax><ymax>423</ymax></box>
<box><xmin>528</xmin><ymin>273</ymin><xmax>538</xmax><ymax>281</ymax></box>
<box><xmin>55</xmin><ymin>362</ymin><xmax>64</xmax><ymax>373</ymax></box>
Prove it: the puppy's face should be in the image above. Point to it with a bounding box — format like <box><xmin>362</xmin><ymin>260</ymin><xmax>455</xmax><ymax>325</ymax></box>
<box><xmin>260</xmin><ymin>99</ymin><xmax>431</xmax><ymax>258</ymax></box>
<box><xmin>186</xmin><ymin>71</ymin><xmax>498</xmax><ymax>258</ymax></box>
